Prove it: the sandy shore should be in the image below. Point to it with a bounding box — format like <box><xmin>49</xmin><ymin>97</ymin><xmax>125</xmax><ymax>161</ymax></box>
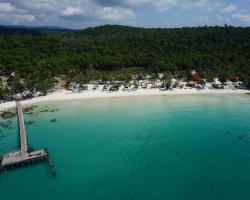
<box><xmin>0</xmin><ymin>88</ymin><xmax>249</xmax><ymax>111</ymax></box>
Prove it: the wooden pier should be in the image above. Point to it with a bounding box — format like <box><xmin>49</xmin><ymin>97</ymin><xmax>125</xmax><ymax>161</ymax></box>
<box><xmin>0</xmin><ymin>100</ymin><xmax>56</xmax><ymax>176</ymax></box>
<box><xmin>16</xmin><ymin>100</ymin><xmax>28</xmax><ymax>155</ymax></box>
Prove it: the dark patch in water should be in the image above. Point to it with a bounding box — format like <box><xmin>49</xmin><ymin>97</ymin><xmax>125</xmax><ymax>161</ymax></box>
<box><xmin>0</xmin><ymin>120</ymin><xmax>13</xmax><ymax>129</ymax></box>
<box><xmin>39</xmin><ymin>106</ymin><xmax>60</xmax><ymax>114</ymax></box>
<box><xmin>238</xmin><ymin>134</ymin><xmax>248</xmax><ymax>140</ymax></box>
<box><xmin>0</xmin><ymin>135</ymin><xmax>6</xmax><ymax>140</ymax></box>
<box><xmin>40</xmin><ymin>106</ymin><xmax>49</xmax><ymax>113</ymax></box>
<box><xmin>23</xmin><ymin>105</ymin><xmax>37</xmax><ymax>114</ymax></box>
<box><xmin>23</xmin><ymin>106</ymin><xmax>60</xmax><ymax>118</ymax></box>
<box><xmin>26</xmin><ymin>112</ymin><xmax>34</xmax><ymax>116</ymax></box>
<box><xmin>50</xmin><ymin>119</ymin><xmax>57</xmax><ymax>123</ymax></box>
<box><xmin>25</xmin><ymin>121</ymin><xmax>35</xmax><ymax>126</ymax></box>
<box><xmin>0</xmin><ymin>110</ymin><xmax>16</xmax><ymax>119</ymax></box>
<box><xmin>225</xmin><ymin>131</ymin><xmax>230</xmax><ymax>135</ymax></box>
<box><xmin>50</xmin><ymin>109</ymin><xmax>60</xmax><ymax>113</ymax></box>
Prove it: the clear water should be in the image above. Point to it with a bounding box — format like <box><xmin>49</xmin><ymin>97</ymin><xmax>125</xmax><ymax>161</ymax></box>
<box><xmin>0</xmin><ymin>94</ymin><xmax>250</xmax><ymax>200</ymax></box>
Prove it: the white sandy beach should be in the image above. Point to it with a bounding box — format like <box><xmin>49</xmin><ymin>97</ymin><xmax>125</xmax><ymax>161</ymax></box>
<box><xmin>0</xmin><ymin>87</ymin><xmax>249</xmax><ymax>111</ymax></box>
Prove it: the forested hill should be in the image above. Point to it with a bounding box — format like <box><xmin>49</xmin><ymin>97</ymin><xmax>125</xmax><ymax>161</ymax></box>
<box><xmin>75</xmin><ymin>25</ymin><xmax>250</xmax><ymax>74</ymax></box>
<box><xmin>0</xmin><ymin>25</ymin><xmax>45</xmax><ymax>36</ymax></box>
<box><xmin>0</xmin><ymin>25</ymin><xmax>250</xmax><ymax>81</ymax></box>
<box><xmin>0</xmin><ymin>25</ymin><xmax>76</xmax><ymax>36</ymax></box>
<box><xmin>77</xmin><ymin>25</ymin><xmax>145</xmax><ymax>38</ymax></box>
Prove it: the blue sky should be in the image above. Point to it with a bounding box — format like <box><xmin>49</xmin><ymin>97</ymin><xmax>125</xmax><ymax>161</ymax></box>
<box><xmin>0</xmin><ymin>0</ymin><xmax>249</xmax><ymax>29</ymax></box>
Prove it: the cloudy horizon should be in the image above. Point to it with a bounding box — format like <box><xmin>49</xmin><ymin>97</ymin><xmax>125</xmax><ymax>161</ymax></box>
<box><xmin>0</xmin><ymin>0</ymin><xmax>250</xmax><ymax>29</ymax></box>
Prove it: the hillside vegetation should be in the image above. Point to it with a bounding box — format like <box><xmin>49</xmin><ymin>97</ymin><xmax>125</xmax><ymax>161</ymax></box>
<box><xmin>0</xmin><ymin>25</ymin><xmax>250</xmax><ymax>97</ymax></box>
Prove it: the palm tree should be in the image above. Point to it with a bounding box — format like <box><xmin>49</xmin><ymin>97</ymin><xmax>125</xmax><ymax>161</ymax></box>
<box><xmin>161</xmin><ymin>73</ymin><xmax>172</xmax><ymax>90</ymax></box>
<box><xmin>133</xmin><ymin>80</ymin><xmax>139</xmax><ymax>90</ymax></box>
<box><xmin>150</xmin><ymin>73</ymin><xmax>159</xmax><ymax>83</ymax></box>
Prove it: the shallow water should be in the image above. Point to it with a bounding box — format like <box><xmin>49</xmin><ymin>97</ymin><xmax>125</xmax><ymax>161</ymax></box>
<box><xmin>0</xmin><ymin>94</ymin><xmax>250</xmax><ymax>200</ymax></box>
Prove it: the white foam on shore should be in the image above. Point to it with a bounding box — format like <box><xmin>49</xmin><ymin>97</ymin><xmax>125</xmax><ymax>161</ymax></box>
<box><xmin>0</xmin><ymin>88</ymin><xmax>249</xmax><ymax>111</ymax></box>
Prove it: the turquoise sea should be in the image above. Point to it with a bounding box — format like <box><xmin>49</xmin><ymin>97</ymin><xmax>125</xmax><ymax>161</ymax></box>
<box><xmin>0</xmin><ymin>94</ymin><xmax>250</xmax><ymax>200</ymax></box>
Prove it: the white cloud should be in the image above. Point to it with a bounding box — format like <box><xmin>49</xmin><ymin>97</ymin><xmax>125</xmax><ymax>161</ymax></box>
<box><xmin>14</xmin><ymin>14</ymin><xmax>36</xmax><ymax>23</ymax></box>
<box><xmin>62</xmin><ymin>7</ymin><xmax>82</xmax><ymax>16</ymax></box>
<box><xmin>221</xmin><ymin>5</ymin><xmax>237</xmax><ymax>13</ymax></box>
<box><xmin>12</xmin><ymin>0</ymin><xmax>59</xmax><ymax>11</ymax></box>
<box><xmin>60</xmin><ymin>1</ymin><xmax>135</xmax><ymax>21</ymax></box>
<box><xmin>216</xmin><ymin>15</ymin><xmax>230</xmax><ymax>24</ymax></box>
<box><xmin>0</xmin><ymin>2</ymin><xmax>16</xmax><ymax>13</ymax></box>
<box><xmin>205</xmin><ymin>2</ymin><xmax>221</xmax><ymax>11</ymax></box>
<box><xmin>96</xmin><ymin>6</ymin><xmax>134</xmax><ymax>20</ymax></box>
<box><xmin>96</xmin><ymin>0</ymin><xmax>210</xmax><ymax>11</ymax></box>
<box><xmin>0</xmin><ymin>0</ymin><xmax>249</xmax><ymax>27</ymax></box>
<box><xmin>0</xmin><ymin>13</ymin><xmax>36</xmax><ymax>24</ymax></box>
<box><xmin>232</xmin><ymin>13</ymin><xmax>250</xmax><ymax>24</ymax></box>
<box><xmin>0</xmin><ymin>2</ymin><xmax>36</xmax><ymax>24</ymax></box>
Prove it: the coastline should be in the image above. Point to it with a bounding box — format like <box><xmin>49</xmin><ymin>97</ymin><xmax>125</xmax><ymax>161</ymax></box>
<box><xmin>0</xmin><ymin>88</ymin><xmax>249</xmax><ymax>111</ymax></box>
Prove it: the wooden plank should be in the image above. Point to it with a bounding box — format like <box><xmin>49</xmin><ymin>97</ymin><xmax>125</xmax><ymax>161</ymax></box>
<box><xmin>16</xmin><ymin>101</ymin><xmax>28</xmax><ymax>155</ymax></box>
<box><xmin>1</xmin><ymin>149</ymin><xmax>48</xmax><ymax>168</ymax></box>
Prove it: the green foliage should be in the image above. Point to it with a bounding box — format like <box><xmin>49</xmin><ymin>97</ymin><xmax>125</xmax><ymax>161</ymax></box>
<box><xmin>161</xmin><ymin>73</ymin><xmax>171</xmax><ymax>82</ymax></box>
<box><xmin>151</xmin><ymin>73</ymin><xmax>159</xmax><ymax>81</ymax></box>
<box><xmin>74</xmin><ymin>74</ymin><xmax>87</xmax><ymax>85</ymax></box>
<box><xmin>25</xmin><ymin>71</ymin><xmax>54</xmax><ymax>95</ymax></box>
<box><xmin>0</xmin><ymin>25</ymin><xmax>250</xmax><ymax>95</ymax></box>
<box><xmin>219</xmin><ymin>74</ymin><xmax>228</xmax><ymax>83</ymax></box>
<box><xmin>173</xmin><ymin>81</ymin><xmax>180</xmax><ymax>88</ymax></box>
<box><xmin>0</xmin><ymin>87</ymin><xmax>10</xmax><ymax>100</ymax></box>
<box><xmin>0</xmin><ymin>87</ymin><xmax>5</xmax><ymax>99</ymax></box>
<box><xmin>36</xmin><ymin>77</ymin><xmax>54</xmax><ymax>96</ymax></box>
<box><xmin>243</xmin><ymin>76</ymin><xmax>250</xmax><ymax>89</ymax></box>
<box><xmin>165</xmin><ymin>81</ymin><xmax>171</xmax><ymax>90</ymax></box>
<box><xmin>7</xmin><ymin>76</ymin><xmax>24</xmax><ymax>95</ymax></box>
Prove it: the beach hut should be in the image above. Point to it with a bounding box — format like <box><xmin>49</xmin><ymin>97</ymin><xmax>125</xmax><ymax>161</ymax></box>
<box><xmin>110</xmin><ymin>84</ymin><xmax>120</xmax><ymax>92</ymax></box>
<box><xmin>138</xmin><ymin>73</ymin><xmax>145</xmax><ymax>80</ymax></box>
<box><xmin>145</xmin><ymin>74</ymin><xmax>151</xmax><ymax>80</ymax></box>
<box><xmin>212</xmin><ymin>78</ymin><xmax>224</xmax><ymax>89</ymax></box>
<box><xmin>233</xmin><ymin>81</ymin><xmax>244</xmax><ymax>89</ymax></box>
<box><xmin>158</xmin><ymin>73</ymin><xmax>164</xmax><ymax>80</ymax></box>
<box><xmin>186</xmin><ymin>81</ymin><xmax>196</xmax><ymax>88</ymax></box>
<box><xmin>72</xmin><ymin>84</ymin><xmax>80</xmax><ymax>93</ymax></box>
<box><xmin>128</xmin><ymin>74</ymin><xmax>138</xmax><ymax>80</ymax></box>
<box><xmin>92</xmin><ymin>84</ymin><xmax>99</xmax><ymax>91</ymax></box>
<box><xmin>141</xmin><ymin>82</ymin><xmax>148</xmax><ymax>89</ymax></box>
<box><xmin>123</xmin><ymin>84</ymin><xmax>132</xmax><ymax>91</ymax></box>
<box><xmin>224</xmin><ymin>81</ymin><xmax>233</xmax><ymax>89</ymax></box>
<box><xmin>103</xmin><ymin>85</ymin><xmax>109</xmax><ymax>91</ymax></box>
<box><xmin>191</xmin><ymin>70</ymin><xmax>197</xmax><ymax>75</ymax></box>
<box><xmin>192</xmin><ymin>73</ymin><xmax>202</xmax><ymax>82</ymax></box>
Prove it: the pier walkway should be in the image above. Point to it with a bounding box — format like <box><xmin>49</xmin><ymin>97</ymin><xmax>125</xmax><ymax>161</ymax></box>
<box><xmin>0</xmin><ymin>100</ymin><xmax>55</xmax><ymax>175</ymax></box>
<box><xmin>16</xmin><ymin>100</ymin><xmax>28</xmax><ymax>155</ymax></box>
